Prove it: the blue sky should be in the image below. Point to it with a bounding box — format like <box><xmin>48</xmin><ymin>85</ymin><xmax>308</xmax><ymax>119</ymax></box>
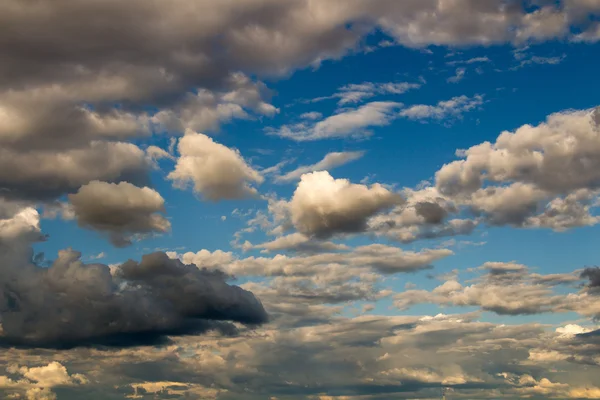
<box><xmin>3</xmin><ymin>1</ymin><xmax>600</xmax><ymax>399</ymax></box>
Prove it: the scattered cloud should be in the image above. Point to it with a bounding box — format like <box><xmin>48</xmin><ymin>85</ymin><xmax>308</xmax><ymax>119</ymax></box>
<box><xmin>68</xmin><ymin>181</ymin><xmax>171</xmax><ymax>247</ymax></box>
<box><xmin>399</xmin><ymin>95</ymin><xmax>483</xmax><ymax>121</ymax></box>
<box><xmin>268</xmin><ymin>102</ymin><xmax>403</xmax><ymax>141</ymax></box>
<box><xmin>168</xmin><ymin>131</ymin><xmax>264</xmax><ymax>201</ymax></box>
<box><xmin>274</xmin><ymin>151</ymin><xmax>365</xmax><ymax>183</ymax></box>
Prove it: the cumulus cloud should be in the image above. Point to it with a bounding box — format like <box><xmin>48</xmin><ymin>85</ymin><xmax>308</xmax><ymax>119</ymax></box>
<box><xmin>151</xmin><ymin>73</ymin><xmax>278</xmax><ymax>133</ymax></box>
<box><xmin>0</xmin><ymin>141</ymin><xmax>150</xmax><ymax>202</ymax></box>
<box><xmin>1</xmin><ymin>0</ymin><xmax>596</xmax><ymax>206</ymax></box>
<box><xmin>436</xmin><ymin>107</ymin><xmax>600</xmax><ymax>196</ymax></box>
<box><xmin>435</xmin><ymin>106</ymin><xmax>600</xmax><ymax>229</ymax></box>
<box><xmin>368</xmin><ymin>185</ymin><xmax>477</xmax><ymax>243</ymax></box>
<box><xmin>289</xmin><ymin>171</ymin><xmax>401</xmax><ymax>238</ymax></box>
<box><xmin>168</xmin><ymin>131</ymin><xmax>264</xmax><ymax>201</ymax></box>
<box><xmin>68</xmin><ymin>181</ymin><xmax>171</xmax><ymax>247</ymax></box>
<box><xmin>274</xmin><ymin>151</ymin><xmax>365</xmax><ymax>183</ymax></box>
<box><xmin>0</xmin><ymin>361</ymin><xmax>86</xmax><ymax>400</ymax></box>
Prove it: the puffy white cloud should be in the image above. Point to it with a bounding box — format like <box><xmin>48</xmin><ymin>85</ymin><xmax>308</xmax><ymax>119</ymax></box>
<box><xmin>168</xmin><ymin>131</ymin><xmax>264</xmax><ymax>201</ymax></box>
<box><xmin>436</xmin><ymin>107</ymin><xmax>600</xmax><ymax>196</ymax></box>
<box><xmin>68</xmin><ymin>181</ymin><xmax>171</xmax><ymax>247</ymax></box>
<box><xmin>19</xmin><ymin>362</ymin><xmax>87</xmax><ymax>388</ymax></box>
<box><xmin>0</xmin><ymin>207</ymin><xmax>42</xmax><ymax>243</ymax></box>
<box><xmin>289</xmin><ymin>171</ymin><xmax>401</xmax><ymax>237</ymax></box>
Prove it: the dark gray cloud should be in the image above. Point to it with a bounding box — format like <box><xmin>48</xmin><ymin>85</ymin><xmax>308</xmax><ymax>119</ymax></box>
<box><xmin>0</xmin><ymin>141</ymin><xmax>150</xmax><ymax>202</ymax></box>
<box><xmin>0</xmin><ymin>239</ymin><xmax>267</xmax><ymax>348</ymax></box>
<box><xmin>581</xmin><ymin>266</ymin><xmax>600</xmax><ymax>288</ymax></box>
<box><xmin>414</xmin><ymin>201</ymin><xmax>449</xmax><ymax>224</ymax></box>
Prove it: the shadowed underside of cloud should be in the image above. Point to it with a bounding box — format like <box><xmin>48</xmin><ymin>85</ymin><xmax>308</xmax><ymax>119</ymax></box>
<box><xmin>0</xmin><ymin>241</ymin><xmax>268</xmax><ymax>349</ymax></box>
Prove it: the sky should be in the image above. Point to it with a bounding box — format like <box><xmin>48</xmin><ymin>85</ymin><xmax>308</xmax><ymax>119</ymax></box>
<box><xmin>2</xmin><ymin>1</ymin><xmax>600</xmax><ymax>399</ymax></box>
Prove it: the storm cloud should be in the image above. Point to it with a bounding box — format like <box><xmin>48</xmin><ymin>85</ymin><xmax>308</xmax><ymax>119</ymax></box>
<box><xmin>0</xmin><ymin>231</ymin><xmax>267</xmax><ymax>348</ymax></box>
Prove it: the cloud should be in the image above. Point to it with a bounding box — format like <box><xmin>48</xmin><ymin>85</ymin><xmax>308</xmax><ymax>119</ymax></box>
<box><xmin>446</xmin><ymin>56</ymin><xmax>491</xmax><ymax>66</ymax></box>
<box><xmin>434</xmin><ymin>106</ymin><xmax>600</xmax><ymax>229</ymax></box>
<box><xmin>268</xmin><ymin>102</ymin><xmax>403</xmax><ymax>141</ymax></box>
<box><xmin>250</xmin><ymin>233</ymin><xmax>350</xmax><ymax>254</ymax></box>
<box><xmin>146</xmin><ymin>145</ymin><xmax>174</xmax><ymax>162</ymax></box>
<box><xmin>393</xmin><ymin>261</ymin><xmax>591</xmax><ymax>316</ymax></box>
<box><xmin>68</xmin><ymin>181</ymin><xmax>170</xmax><ymax>247</ymax></box>
<box><xmin>581</xmin><ymin>266</ymin><xmax>600</xmax><ymax>289</ymax></box>
<box><xmin>19</xmin><ymin>362</ymin><xmax>87</xmax><ymax>388</ymax></box>
<box><xmin>447</xmin><ymin>67</ymin><xmax>466</xmax><ymax>83</ymax></box>
<box><xmin>151</xmin><ymin>73</ymin><xmax>278</xmax><ymax>133</ymax></box>
<box><xmin>368</xmin><ymin>185</ymin><xmax>477</xmax><ymax>243</ymax></box>
<box><xmin>399</xmin><ymin>95</ymin><xmax>483</xmax><ymax>121</ymax></box>
<box><xmin>0</xmin><ymin>225</ymin><xmax>267</xmax><ymax>347</ymax></box>
<box><xmin>310</xmin><ymin>81</ymin><xmax>422</xmax><ymax>106</ymax></box>
<box><xmin>0</xmin><ymin>207</ymin><xmax>44</xmax><ymax>243</ymax></box>
<box><xmin>168</xmin><ymin>131</ymin><xmax>264</xmax><ymax>201</ymax></box>
<box><xmin>289</xmin><ymin>171</ymin><xmax>401</xmax><ymax>238</ymax></box>
<box><xmin>0</xmin><ymin>361</ymin><xmax>86</xmax><ymax>400</ymax></box>
<box><xmin>0</xmin><ymin>141</ymin><xmax>150</xmax><ymax>202</ymax></box>
<box><xmin>275</xmin><ymin>151</ymin><xmax>365</xmax><ymax>183</ymax></box>
<box><xmin>436</xmin><ymin>107</ymin><xmax>600</xmax><ymax>196</ymax></box>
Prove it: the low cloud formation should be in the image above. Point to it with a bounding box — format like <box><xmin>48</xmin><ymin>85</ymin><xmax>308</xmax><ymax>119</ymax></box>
<box><xmin>436</xmin><ymin>107</ymin><xmax>600</xmax><ymax>196</ymax></box>
<box><xmin>0</xmin><ymin>141</ymin><xmax>150</xmax><ymax>202</ymax></box>
<box><xmin>431</xmin><ymin>106</ymin><xmax>600</xmax><ymax>230</ymax></box>
<box><xmin>168</xmin><ymin>131</ymin><xmax>264</xmax><ymax>201</ymax></box>
<box><xmin>151</xmin><ymin>73</ymin><xmax>278</xmax><ymax>133</ymax></box>
<box><xmin>68</xmin><ymin>181</ymin><xmax>171</xmax><ymax>247</ymax></box>
<box><xmin>393</xmin><ymin>261</ymin><xmax>595</xmax><ymax>317</ymax></box>
<box><xmin>274</xmin><ymin>151</ymin><xmax>365</xmax><ymax>183</ymax></box>
<box><xmin>368</xmin><ymin>185</ymin><xmax>477</xmax><ymax>243</ymax></box>
<box><xmin>250</xmin><ymin>233</ymin><xmax>350</xmax><ymax>254</ymax></box>
<box><xmin>0</xmin><ymin>218</ymin><xmax>267</xmax><ymax>348</ymax></box>
<box><xmin>0</xmin><ymin>361</ymin><xmax>87</xmax><ymax>399</ymax></box>
<box><xmin>289</xmin><ymin>171</ymin><xmax>401</xmax><ymax>238</ymax></box>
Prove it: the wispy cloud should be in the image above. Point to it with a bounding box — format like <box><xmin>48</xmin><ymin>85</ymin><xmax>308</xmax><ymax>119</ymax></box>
<box><xmin>274</xmin><ymin>151</ymin><xmax>365</xmax><ymax>183</ymax></box>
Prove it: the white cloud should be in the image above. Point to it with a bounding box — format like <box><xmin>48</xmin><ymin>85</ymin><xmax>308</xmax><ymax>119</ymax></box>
<box><xmin>400</xmin><ymin>95</ymin><xmax>483</xmax><ymax>121</ymax></box>
<box><xmin>168</xmin><ymin>131</ymin><xmax>264</xmax><ymax>200</ymax></box>
<box><xmin>275</xmin><ymin>151</ymin><xmax>365</xmax><ymax>183</ymax></box>
<box><xmin>289</xmin><ymin>171</ymin><xmax>401</xmax><ymax>237</ymax></box>
<box><xmin>447</xmin><ymin>67</ymin><xmax>466</xmax><ymax>83</ymax></box>
<box><xmin>268</xmin><ymin>102</ymin><xmax>403</xmax><ymax>141</ymax></box>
